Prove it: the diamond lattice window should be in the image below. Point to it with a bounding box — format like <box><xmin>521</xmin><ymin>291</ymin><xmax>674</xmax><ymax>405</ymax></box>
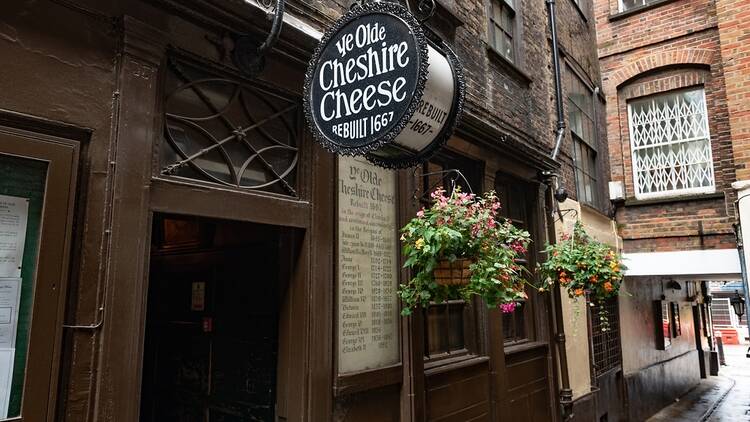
<box><xmin>627</xmin><ymin>88</ymin><xmax>714</xmax><ymax>200</ymax></box>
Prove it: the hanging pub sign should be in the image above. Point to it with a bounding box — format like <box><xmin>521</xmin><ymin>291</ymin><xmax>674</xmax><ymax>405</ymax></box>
<box><xmin>303</xmin><ymin>1</ymin><xmax>464</xmax><ymax>169</ymax></box>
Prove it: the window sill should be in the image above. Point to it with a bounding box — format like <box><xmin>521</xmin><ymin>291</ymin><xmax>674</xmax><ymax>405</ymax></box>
<box><xmin>623</xmin><ymin>191</ymin><xmax>724</xmax><ymax>207</ymax></box>
<box><xmin>580</xmin><ymin>201</ymin><xmax>609</xmax><ymax>219</ymax></box>
<box><xmin>485</xmin><ymin>44</ymin><xmax>533</xmax><ymax>85</ymax></box>
<box><xmin>608</xmin><ymin>0</ymin><xmax>677</xmax><ymax>22</ymax></box>
<box><xmin>424</xmin><ymin>354</ymin><xmax>489</xmax><ymax>376</ymax></box>
<box><xmin>504</xmin><ymin>340</ymin><xmax>548</xmax><ymax>355</ymax></box>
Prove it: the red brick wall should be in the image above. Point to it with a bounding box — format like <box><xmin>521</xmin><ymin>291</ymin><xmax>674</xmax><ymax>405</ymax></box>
<box><xmin>716</xmin><ymin>0</ymin><xmax>750</xmax><ymax>181</ymax></box>
<box><xmin>595</xmin><ymin>0</ymin><xmax>741</xmax><ymax>253</ymax></box>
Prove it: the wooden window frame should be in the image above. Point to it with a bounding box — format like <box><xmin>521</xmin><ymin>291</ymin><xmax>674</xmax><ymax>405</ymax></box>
<box><xmin>0</xmin><ymin>124</ymin><xmax>80</xmax><ymax>421</ymax></box>
<box><xmin>418</xmin><ymin>151</ymin><xmax>486</xmax><ymax>368</ymax></box>
<box><xmin>566</xmin><ymin>67</ymin><xmax>602</xmax><ymax>209</ymax></box>
<box><xmin>494</xmin><ymin>173</ymin><xmax>540</xmax><ymax>346</ymax></box>
<box><xmin>488</xmin><ymin>0</ymin><xmax>518</xmax><ymax>64</ymax></box>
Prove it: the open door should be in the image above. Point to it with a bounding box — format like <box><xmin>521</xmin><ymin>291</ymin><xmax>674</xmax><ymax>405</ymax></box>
<box><xmin>140</xmin><ymin>215</ymin><xmax>297</xmax><ymax>422</ymax></box>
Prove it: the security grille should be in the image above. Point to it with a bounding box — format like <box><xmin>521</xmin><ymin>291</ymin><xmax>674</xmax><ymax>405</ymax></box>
<box><xmin>627</xmin><ymin>88</ymin><xmax>714</xmax><ymax>200</ymax></box>
<box><xmin>591</xmin><ymin>297</ymin><xmax>621</xmax><ymax>376</ymax></box>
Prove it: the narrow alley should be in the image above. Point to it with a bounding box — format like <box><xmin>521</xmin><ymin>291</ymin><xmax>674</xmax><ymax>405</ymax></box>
<box><xmin>649</xmin><ymin>345</ymin><xmax>750</xmax><ymax>421</ymax></box>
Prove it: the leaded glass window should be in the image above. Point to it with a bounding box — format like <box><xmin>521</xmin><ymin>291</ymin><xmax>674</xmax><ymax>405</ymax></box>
<box><xmin>161</xmin><ymin>58</ymin><xmax>300</xmax><ymax>196</ymax></box>
<box><xmin>489</xmin><ymin>0</ymin><xmax>516</xmax><ymax>63</ymax></box>
<box><xmin>627</xmin><ymin>88</ymin><xmax>714</xmax><ymax>200</ymax></box>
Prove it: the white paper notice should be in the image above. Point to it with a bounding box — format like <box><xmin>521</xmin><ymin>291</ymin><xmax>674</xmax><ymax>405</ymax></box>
<box><xmin>0</xmin><ymin>350</ymin><xmax>12</xmax><ymax>417</ymax></box>
<box><xmin>0</xmin><ymin>195</ymin><xmax>29</xmax><ymax>279</ymax></box>
<box><xmin>337</xmin><ymin>156</ymin><xmax>400</xmax><ymax>373</ymax></box>
<box><xmin>0</xmin><ymin>277</ymin><xmax>21</xmax><ymax>418</ymax></box>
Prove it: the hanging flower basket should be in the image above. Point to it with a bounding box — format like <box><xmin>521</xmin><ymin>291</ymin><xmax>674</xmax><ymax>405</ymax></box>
<box><xmin>433</xmin><ymin>258</ymin><xmax>474</xmax><ymax>286</ymax></box>
<box><xmin>398</xmin><ymin>187</ymin><xmax>533</xmax><ymax>315</ymax></box>
<box><xmin>539</xmin><ymin>221</ymin><xmax>627</xmax><ymax>332</ymax></box>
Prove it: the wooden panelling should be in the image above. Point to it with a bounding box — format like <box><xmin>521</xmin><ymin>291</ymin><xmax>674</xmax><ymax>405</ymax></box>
<box><xmin>426</xmin><ymin>360</ymin><xmax>491</xmax><ymax>421</ymax></box>
<box><xmin>504</xmin><ymin>347</ymin><xmax>552</xmax><ymax>422</ymax></box>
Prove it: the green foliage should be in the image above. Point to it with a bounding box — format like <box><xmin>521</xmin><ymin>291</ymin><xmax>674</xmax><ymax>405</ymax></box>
<box><xmin>398</xmin><ymin>187</ymin><xmax>532</xmax><ymax>313</ymax></box>
<box><xmin>539</xmin><ymin>221</ymin><xmax>627</xmax><ymax>331</ymax></box>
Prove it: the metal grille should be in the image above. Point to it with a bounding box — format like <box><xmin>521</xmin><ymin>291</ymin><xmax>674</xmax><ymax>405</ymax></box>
<box><xmin>591</xmin><ymin>297</ymin><xmax>621</xmax><ymax>376</ymax></box>
<box><xmin>628</xmin><ymin>87</ymin><xmax>714</xmax><ymax>199</ymax></box>
<box><xmin>161</xmin><ymin>58</ymin><xmax>299</xmax><ymax>196</ymax></box>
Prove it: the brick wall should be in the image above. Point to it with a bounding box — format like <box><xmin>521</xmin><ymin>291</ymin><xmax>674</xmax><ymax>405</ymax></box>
<box><xmin>595</xmin><ymin>0</ymin><xmax>741</xmax><ymax>253</ymax></box>
<box><xmin>715</xmin><ymin>0</ymin><xmax>750</xmax><ymax>181</ymax></box>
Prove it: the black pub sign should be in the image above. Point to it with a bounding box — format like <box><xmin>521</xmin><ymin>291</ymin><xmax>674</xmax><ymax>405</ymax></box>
<box><xmin>304</xmin><ymin>2</ymin><xmax>464</xmax><ymax>168</ymax></box>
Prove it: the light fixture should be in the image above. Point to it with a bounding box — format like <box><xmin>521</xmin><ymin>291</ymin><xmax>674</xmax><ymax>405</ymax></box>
<box><xmin>730</xmin><ymin>290</ymin><xmax>745</xmax><ymax>319</ymax></box>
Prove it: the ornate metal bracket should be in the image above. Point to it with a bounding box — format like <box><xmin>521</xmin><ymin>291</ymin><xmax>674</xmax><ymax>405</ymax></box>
<box><xmin>232</xmin><ymin>0</ymin><xmax>285</xmax><ymax>76</ymax></box>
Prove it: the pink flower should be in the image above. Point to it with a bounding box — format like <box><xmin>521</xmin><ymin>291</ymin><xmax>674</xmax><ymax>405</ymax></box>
<box><xmin>500</xmin><ymin>302</ymin><xmax>518</xmax><ymax>314</ymax></box>
<box><xmin>510</xmin><ymin>241</ymin><xmax>527</xmax><ymax>255</ymax></box>
<box><xmin>416</xmin><ymin>209</ymin><xmax>425</xmax><ymax>218</ymax></box>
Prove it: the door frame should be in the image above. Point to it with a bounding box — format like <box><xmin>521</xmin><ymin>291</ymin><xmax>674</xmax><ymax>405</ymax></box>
<box><xmin>0</xmin><ymin>125</ymin><xmax>80</xmax><ymax>421</ymax></box>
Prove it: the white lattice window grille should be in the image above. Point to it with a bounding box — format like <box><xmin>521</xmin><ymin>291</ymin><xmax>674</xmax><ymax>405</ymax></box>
<box><xmin>627</xmin><ymin>88</ymin><xmax>715</xmax><ymax>200</ymax></box>
<box><xmin>618</xmin><ymin>0</ymin><xmax>659</xmax><ymax>12</ymax></box>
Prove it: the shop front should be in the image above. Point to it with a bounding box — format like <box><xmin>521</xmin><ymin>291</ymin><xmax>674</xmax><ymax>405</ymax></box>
<box><xmin>0</xmin><ymin>1</ymin><xmax>565</xmax><ymax>421</ymax></box>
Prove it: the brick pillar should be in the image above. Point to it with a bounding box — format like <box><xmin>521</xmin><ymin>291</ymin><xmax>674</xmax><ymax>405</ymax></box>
<box><xmin>716</xmin><ymin>0</ymin><xmax>750</xmax><ymax>180</ymax></box>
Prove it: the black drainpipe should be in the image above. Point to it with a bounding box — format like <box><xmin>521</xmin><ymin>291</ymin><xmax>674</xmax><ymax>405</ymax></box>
<box><xmin>544</xmin><ymin>0</ymin><xmax>574</xmax><ymax>420</ymax></box>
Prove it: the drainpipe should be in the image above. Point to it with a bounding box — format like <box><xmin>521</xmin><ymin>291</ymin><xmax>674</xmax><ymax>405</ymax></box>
<box><xmin>545</xmin><ymin>0</ymin><xmax>574</xmax><ymax>419</ymax></box>
<box><xmin>547</xmin><ymin>0</ymin><xmax>566</xmax><ymax>162</ymax></box>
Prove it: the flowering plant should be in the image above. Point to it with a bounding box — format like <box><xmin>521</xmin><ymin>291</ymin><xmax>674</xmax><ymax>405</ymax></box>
<box><xmin>539</xmin><ymin>221</ymin><xmax>626</xmax><ymax>331</ymax></box>
<box><xmin>398</xmin><ymin>187</ymin><xmax>532</xmax><ymax>315</ymax></box>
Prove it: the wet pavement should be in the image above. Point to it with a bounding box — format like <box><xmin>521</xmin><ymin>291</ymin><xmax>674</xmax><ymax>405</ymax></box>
<box><xmin>706</xmin><ymin>345</ymin><xmax>750</xmax><ymax>421</ymax></box>
<box><xmin>647</xmin><ymin>345</ymin><xmax>750</xmax><ymax>421</ymax></box>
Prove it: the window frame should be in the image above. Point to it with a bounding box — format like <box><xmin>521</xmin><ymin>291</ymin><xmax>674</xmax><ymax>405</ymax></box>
<box><xmin>566</xmin><ymin>67</ymin><xmax>602</xmax><ymax>209</ymax></box>
<box><xmin>627</xmin><ymin>87</ymin><xmax>715</xmax><ymax>200</ymax></box>
<box><xmin>419</xmin><ymin>151</ymin><xmax>486</xmax><ymax>365</ymax></box>
<box><xmin>494</xmin><ymin>173</ymin><xmax>539</xmax><ymax>345</ymax></box>
<box><xmin>488</xmin><ymin>0</ymin><xmax>518</xmax><ymax>64</ymax></box>
<box><xmin>572</xmin><ymin>137</ymin><xmax>599</xmax><ymax>207</ymax></box>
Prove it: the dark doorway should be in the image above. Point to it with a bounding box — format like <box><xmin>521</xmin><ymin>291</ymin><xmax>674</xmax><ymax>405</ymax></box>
<box><xmin>140</xmin><ymin>214</ymin><xmax>293</xmax><ymax>422</ymax></box>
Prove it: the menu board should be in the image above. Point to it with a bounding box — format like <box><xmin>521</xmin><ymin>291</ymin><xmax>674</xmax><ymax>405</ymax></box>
<box><xmin>0</xmin><ymin>195</ymin><xmax>28</xmax><ymax>278</ymax></box>
<box><xmin>338</xmin><ymin>156</ymin><xmax>400</xmax><ymax>373</ymax></box>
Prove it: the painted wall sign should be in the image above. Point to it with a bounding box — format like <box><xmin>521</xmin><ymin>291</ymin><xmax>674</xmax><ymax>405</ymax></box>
<box><xmin>337</xmin><ymin>156</ymin><xmax>400</xmax><ymax>373</ymax></box>
<box><xmin>304</xmin><ymin>2</ymin><xmax>464</xmax><ymax>169</ymax></box>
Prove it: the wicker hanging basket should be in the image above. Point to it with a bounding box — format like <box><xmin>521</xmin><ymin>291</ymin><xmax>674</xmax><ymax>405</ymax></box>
<box><xmin>433</xmin><ymin>259</ymin><xmax>473</xmax><ymax>286</ymax></box>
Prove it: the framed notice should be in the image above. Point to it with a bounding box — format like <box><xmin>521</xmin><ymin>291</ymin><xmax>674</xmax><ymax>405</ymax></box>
<box><xmin>337</xmin><ymin>156</ymin><xmax>400</xmax><ymax>373</ymax></box>
<box><xmin>0</xmin><ymin>195</ymin><xmax>29</xmax><ymax>278</ymax></box>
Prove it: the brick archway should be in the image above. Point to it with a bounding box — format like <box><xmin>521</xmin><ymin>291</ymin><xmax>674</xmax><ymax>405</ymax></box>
<box><xmin>612</xmin><ymin>49</ymin><xmax>714</xmax><ymax>89</ymax></box>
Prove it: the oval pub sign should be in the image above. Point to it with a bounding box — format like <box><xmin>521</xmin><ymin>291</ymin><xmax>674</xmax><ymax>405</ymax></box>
<box><xmin>304</xmin><ymin>2</ymin><xmax>464</xmax><ymax>168</ymax></box>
